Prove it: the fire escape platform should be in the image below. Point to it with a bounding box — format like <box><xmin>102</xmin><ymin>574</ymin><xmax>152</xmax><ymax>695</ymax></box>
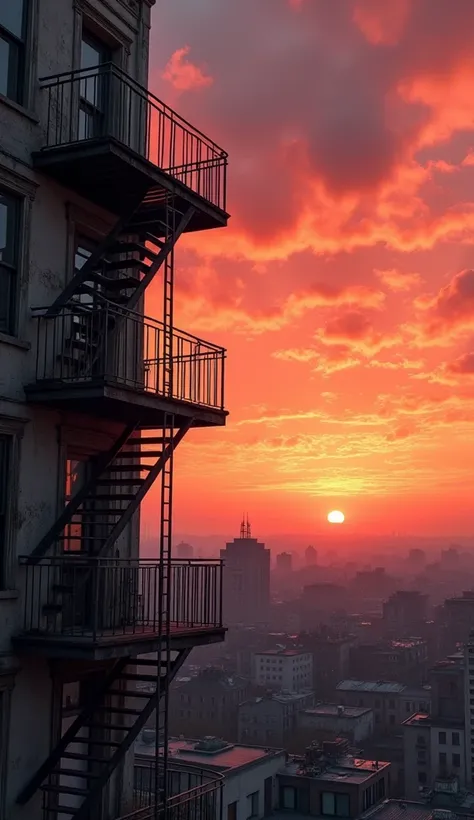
<box><xmin>33</xmin><ymin>138</ymin><xmax>228</xmax><ymax>234</ymax></box>
<box><xmin>12</xmin><ymin>624</ymin><xmax>226</xmax><ymax>661</ymax></box>
<box><xmin>24</xmin><ymin>378</ymin><xmax>227</xmax><ymax>429</ymax></box>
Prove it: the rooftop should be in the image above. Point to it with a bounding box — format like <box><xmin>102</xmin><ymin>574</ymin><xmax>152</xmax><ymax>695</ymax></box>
<box><xmin>303</xmin><ymin>704</ymin><xmax>372</xmax><ymax>718</ymax></box>
<box><xmin>135</xmin><ymin>735</ymin><xmax>284</xmax><ymax>773</ymax></box>
<box><xmin>282</xmin><ymin>755</ymin><xmax>390</xmax><ymax>785</ymax></box>
<box><xmin>362</xmin><ymin>796</ymin><xmax>474</xmax><ymax>819</ymax></box>
<box><xmin>337</xmin><ymin>680</ymin><xmax>405</xmax><ymax>694</ymax></box>
<box><xmin>403</xmin><ymin>712</ymin><xmax>463</xmax><ymax>730</ymax></box>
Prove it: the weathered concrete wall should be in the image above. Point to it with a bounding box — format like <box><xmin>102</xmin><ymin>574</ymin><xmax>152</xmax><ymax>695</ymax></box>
<box><xmin>0</xmin><ymin>2</ymin><xmax>153</xmax><ymax>818</ymax></box>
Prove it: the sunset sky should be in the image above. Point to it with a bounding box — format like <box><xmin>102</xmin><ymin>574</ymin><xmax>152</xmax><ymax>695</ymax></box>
<box><xmin>144</xmin><ymin>0</ymin><xmax>474</xmax><ymax>538</ymax></box>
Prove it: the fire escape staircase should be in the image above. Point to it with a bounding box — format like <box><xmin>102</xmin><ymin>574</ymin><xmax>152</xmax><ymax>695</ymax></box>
<box><xmin>45</xmin><ymin>195</ymin><xmax>195</xmax><ymax>317</ymax></box>
<box><xmin>29</xmin><ymin>421</ymin><xmax>190</xmax><ymax>564</ymax></box>
<box><xmin>16</xmin><ymin>650</ymin><xmax>190</xmax><ymax>819</ymax></box>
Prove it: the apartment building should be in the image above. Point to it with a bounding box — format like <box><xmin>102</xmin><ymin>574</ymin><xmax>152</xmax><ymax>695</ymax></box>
<box><xmin>403</xmin><ymin>712</ymin><xmax>466</xmax><ymax>798</ymax></box>
<box><xmin>0</xmin><ymin>2</ymin><xmax>229</xmax><ymax>819</ymax></box>
<box><xmin>464</xmin><ymin>630</ymin><xmax>474</xmax><ymax>786</ymax></box>
<box><xmin>238</xmin><ymin>690</ymin><xmax>315</xmax><ymax>749</ymax></box>
<box><xmin>337</xmin><ymin>680</ymin><xmax>430</xmax><ymax>734</ymax></box>
<box><xmin>134</xmin><ymin>735</ymin><xmax>286</xmax><ymax>820</ymax></box>
<box><xmin>254</xmin><ymin>648</ymin><xmax>313</xmax><ymax>691</ymax></box>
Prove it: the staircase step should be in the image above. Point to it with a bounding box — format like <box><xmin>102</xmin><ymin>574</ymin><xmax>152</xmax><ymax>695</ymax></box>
<box><xmin>137</xmin><ymin>231</ymin><xmax>166</xmax><ymax>248</ymax></box>
<box><xmin>75</xmin><ymin>509</ymin><xmax>124</xmax><ymax>516</ymax></box>
<box><xmin>94</xmin><ymin>478</ymin><xmax>145</xmax><ymax>487</ymax></box>
<box><xmin>45</xmin><ymin>805</ymin><xmax>78</xmax><ymax>816</ymax></box>
<box><xmin>111</xmin><ymin>240</ymin><xmax>159</xmax><ymax>256</ymax></box>
<box><xmin>112</xmin><ymin>450</ymin><xmax>164</xmax><ymax>458</ymax></box>
<box><xmin>102</xmin><ymin>258</ymin><xmax>149</xmax><ymax>273</ymax></box>
<box><xmin>61</xmin><ymin>752</ymin><xmax>105</xmax><ymax>763</ymax></box>
<box><xmin>98</xmin><ymin>706</ymin><xmax>144</xmax><ymax>716</ymax></box>
<box><xmin>89</xmin><ymin>493</ymin><xmax>137</xmax><ymax>501</ymax></box>
<box><xmin>71</xmin><ymin>737</ymin><xmax>123</xmax><ymax>747</ymax></box>
<box><xmin>105</xmin><ymin>463</ymin><xmax>152</xmax><ymax>471</ymax></box>
<box><xmin>107</xmin><ymin>688</ymin><xmax>154</xmax><ymax>698</ymax></box>
<box><xmin>52</xmin><ymin>767</ymin><xmax>100</xmax><ymax>779</ymax></box>
<box><xmin>118</xmin><ymin>673</ymin><xmax>161</xmax><ymax>683</ymax></box>
<box><xmin>128</xmin><ymin>437</ymin><xmax>167</xmax><ymax>445</ymax></box>
<box><xmin>85</xmin><ymin>721</ymin><xmax>131</xmax><ymax>732</ymax></box>
<box><xmin>41</xmin><ymin>783</ymin><xmax>88</xmax><ymax>797</ymax></box>
<box><xmin>89</xmin><ymin>274</ymin><xmax>141</xmax><ymax>291</ymax></box>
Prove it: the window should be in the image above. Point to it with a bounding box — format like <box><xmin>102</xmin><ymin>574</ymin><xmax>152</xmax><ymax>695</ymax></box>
<box><xmin>0</xmin><ymin>190</ymin><xmax>20</xmax><ymax>334</ymax></box>
<box><xmin>248</xmin><ymin>791</ymin><xmax>259</xmax><ymax>819</ymax></box>
<box><xmin>0</xmin><ymin>2</ymin><xmax>26</xmax><ymax>103</ymax></box>
<box><xmin>228</xmin><ymin>802</ymin><xmax>237</xmax><ymax>820</ymax></box>
<box><xmin>417</xmin><ymin>751</ymin><xmax>426</xmax><ymax>763</ymax></box>
<box><xmin>439</xmin><ymin>752</ymin><xmax>447</xmax><ymax>766</ymax></box>
<box><xmin>281</xmin><ymin>787</ymin><xmax>296</xmax><ymax>810</ymax></box>
<box><xmin>79</xmin><ymin>32</ymin><xmax>111</xmax><ymax>140</ymax></box>
<box><xmin>389</xmin><ymin>714</ymin><xmax>395</xmax><ymax>725</ymax></box>
<box><xmin>321</xmin><ymin>792</ymin><xmax>350</xmax><ymax>817</ymax></box>
<box><xmin>418</xmin><ymin>771</ymin><xmax>427</xmax><ymax>784</ymax></box>
<box><xmin>0</xmin><ymin>436</ymin><xmax>11</xmax><ymax>588</ymax></box>
<box><xmin>452</xmin><ymin>732</ymin><xmax>460</xmax><ymax>746</ymax></box>
<box><xmin>389</xmin><ymin>699</ymin><xmax>395</xmax><ymax>709</ymax></box>
<box><xmin>452</xmin><ymin>753</ymin><xmax>461</xmax><ymax>768</ymax></box>
<box><xmin>439</xmin><ymin>731</ymin><xmax>446</xmax><ymax>745</ymax></box>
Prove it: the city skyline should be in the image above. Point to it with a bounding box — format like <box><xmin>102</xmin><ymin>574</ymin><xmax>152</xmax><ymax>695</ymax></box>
<box><xmin>143</xmin><ymin>0</ymin><xmax>474</xmax><ymax>536</ymax></box>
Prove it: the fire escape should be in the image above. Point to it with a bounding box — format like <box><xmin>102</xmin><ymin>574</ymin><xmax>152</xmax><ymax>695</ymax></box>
<box><xmin>13</xmin><ymin>64</ymin><xmax>228</xmax><ymax>819</ymax></box>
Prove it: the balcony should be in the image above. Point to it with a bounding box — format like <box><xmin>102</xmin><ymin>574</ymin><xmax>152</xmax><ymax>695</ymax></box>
<box><xmin>119</xmin><ymin>764</ymin><xmax>223</xmax><ymax>820</ymax></box>
<box><xmin>34</xmin><ymin>64</ymin><xmax>228</xmax><ymax>231</ymax></box>
<box><xmin>14</xmin><ymin>557</ymin><xmax>224</xmax><ymax>659</ymax></box>
<box><xmin>25</xmin><ymin>304</ymin><xmax>227</xmax><ymax>427</ymax></box>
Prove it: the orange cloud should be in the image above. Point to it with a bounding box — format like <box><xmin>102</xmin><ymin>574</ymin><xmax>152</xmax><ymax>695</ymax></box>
<box><xmin>412</xmin><ymin>269</ymin><xmax>474</xmax><ymax>343</ymax></box>
<box><xmin>162</xmin><ymin>46</ymin><xmax>213</xmax><ymax>91</ymax></box>
<box><xmin>447</xmin><ymin>352</ymin><xmax>474</xmax><ymax>375</ymax></box>
<box><xmin>375</xmin><ymin>268</ymin><xmax>423</xmax><ymax>292</ymax></box>
<box><xmin>353</xmin><ymin>0</ymin><xmax>411</xmax><ymax>46</ymax></box>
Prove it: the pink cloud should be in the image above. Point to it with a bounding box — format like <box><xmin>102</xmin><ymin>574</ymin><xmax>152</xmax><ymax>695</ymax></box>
<box><xmin>161</xmin><ymin>46</ymin><xmax>213</xmax><ymax>92</ymax></box>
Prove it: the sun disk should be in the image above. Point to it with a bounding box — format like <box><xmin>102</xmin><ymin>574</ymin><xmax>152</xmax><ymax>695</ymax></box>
<box><xmin>327</xmin><ymin>510</ymin><xmax>345</xmax><ymax>524</ymax></box>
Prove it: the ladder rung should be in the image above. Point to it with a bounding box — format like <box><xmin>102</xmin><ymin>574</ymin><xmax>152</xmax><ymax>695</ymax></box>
<box><xmin>52</xmin><ymin>767</ymin><xmax>101</xmax><ymax>779</ymax></box>
<box><xmin>61</xmin><ymin>752</ymin><xmax>105</xmax><ymax>762</ymax></box>
<box><xmin>41</xmin><ymin>784</ymin><xmax>88</xmax><ymax>797</ymax></box>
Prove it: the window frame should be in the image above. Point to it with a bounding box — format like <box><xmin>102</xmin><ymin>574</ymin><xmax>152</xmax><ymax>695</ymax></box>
<box><xmin>0</xmin><ymin>418</ymin><xmax>23</xmax><ymax>592</ymax></box>
<box><xmin>0</xmin><ymin>3</ymin><xmax>27</xmax><ymax>104</ymax></box>
<box><xmin>0</xmin><ymin>188</ymin><xmax>21</xmax><ymax>336</ymax></box>
<box><xmin>0</xmin><ymin>0</ymin><xmax>38</xmax><ymax>113</ymax></box>
<box><xmin>247</xmin><ymin>791</ymin><xmax>259</xmax><ymax>819</ymax></box>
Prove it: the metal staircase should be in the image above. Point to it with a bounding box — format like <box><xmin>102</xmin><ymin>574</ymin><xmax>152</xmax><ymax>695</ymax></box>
<box><xmin>30</xmin><ymin>420</ymin><xmax>190</xmax><ymax>562</ymax></box>
<box><xmin>45</xmin><ymin>196</ymin><xmax>194</xmax><ymax>317</ymax></box>
<box><xmin>16</xmin><ymin>650</ymin><xmax>190</xmax><ymax>819</ymax></box>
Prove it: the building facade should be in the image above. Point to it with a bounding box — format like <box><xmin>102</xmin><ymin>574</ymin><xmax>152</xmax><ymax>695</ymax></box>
<box><xmin>403</xmin><ymin>712</ymin><xmax>466</xmax><ymax>799</ymax></box>
<box><xmin>254</xmin><ymin>649</ymin><xmax>313</xmax><ymax>691</ymax></box>
<box><xmin>0</xmin><ymin>1</ymin><xmax>229</xmax><ymax>818</ymax></box>
<box><xmin>169</xmin><ymin>668</ymin><xmax>251</xmax><ymax>742</ymax></box>
<box><xmin>464</xmin><ymin>631</ymin><xmax>474</xmax><ymax>787</ymax></box>
<box><xmin>336</xmin><ymin>680</ymin><xmax>430</xmax><ymax>734</ymax></box>
<box><xmin>238</xmin><ymin>691</ymin><xmax>315</xmax><ymax>749</ymax></box>
<box><xmin>297</xmin><ymin>704</ymin><xmax>374</xmax><ymax>745</ymax></box>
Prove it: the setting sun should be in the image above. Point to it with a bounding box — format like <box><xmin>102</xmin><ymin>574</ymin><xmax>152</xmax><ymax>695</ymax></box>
<box><xmin>327</xmin><ymin>510</ymin><xmax>345</xmax><ymax>524</ymax></box>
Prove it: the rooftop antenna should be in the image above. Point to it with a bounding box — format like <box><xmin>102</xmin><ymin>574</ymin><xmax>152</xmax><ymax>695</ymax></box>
<box><xmin>240</xmin><ymin>515</ymin><xmax>246</xmax><ymax>539</ymax></box>
<box><xmin>246</xmin><ymin>514</ymin><xmax>252</xmax><ymax>539</ymax></box>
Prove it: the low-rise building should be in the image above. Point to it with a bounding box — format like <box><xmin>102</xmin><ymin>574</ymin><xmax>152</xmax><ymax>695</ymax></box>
<box><xmin>403</xmin><ymin>712</ymin><xmax>466</xmax><ymax>799</ymax></box>
<box><xmin>238</xmin><ymin>691</ymin><xmax>314</xmax><ymax>748</ymax></box>
<box><xmin>350</xmin><ymin>640</ymin><xmax>429</xmax><ymax>687</ymax></box>
<box><xmin>337</xmin><ymin>680</ymin><xmax>430</xmax><ymax>733</ymax></box>
<box><xmin>169</xmin><ymin>668</ymin><xmax>252</xmax><ymax>741</ymax></box>
<box><xmin>277</xmin><ymin>740</ymin><xmax>391</xmax><ymax>818</ymax></box>
<box><xmin>254</xmin><ymin>649</ymin><xmax>313</xmax><ymax>691</ymax></box>
<box><xmin>134</xmin><ymin>735</ymin><xmax>286</xmax><ymax>820</ymax></box>
<box><xmin>297</xmin><ymin>704</ymin><xmax>374</xmax><ymax>745</ymax></box>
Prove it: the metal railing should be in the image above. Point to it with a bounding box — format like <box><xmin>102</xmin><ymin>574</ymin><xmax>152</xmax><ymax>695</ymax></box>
<box><xmin>19</xmin><ymin>557</ymin><xmax>223</xmax><ymax>640</ymax></box>
<box><xmin>125</xmin><ymin>762</ymin><xmax>223</xmax><ymax>820</ymax></box>
<box><xmin>32</xmin><ymin>304</ymin><xmax>226</xmax><ymax>411</ymax></box>
<box><xmin>39</xmin><ymin>63</ymin><xmax>227</xmax><ymax>211</ymax></box>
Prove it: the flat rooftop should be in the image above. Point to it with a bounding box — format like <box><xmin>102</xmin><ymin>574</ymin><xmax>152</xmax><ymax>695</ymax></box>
<box><xmin>257</xmin><ymin>649</ymin><xmax>308</xmax><ymax>657</ymax></box>
<box><xmin>282</xmin><ymin>756</ymin><xmax>390</xmax><ymax>785</ymax></box>
<box><xmin>337</xmin><ymin>680</ymin><xmax>405</xmax><ymax>694</ymax></box>
<box><xmin>304</xmin><ymin>704</ymin><xmax>372</xmax><ymax>718</ymax></box>
<box><xmin>362</xmin><ymin>797</ymin><xmax>473</xmax><ymax>819</ymax></box>
<box><xmin>135</xmin><ymin>736</ymin><xmax>284</xmax><ymax>772</ymax></box>
<box><xmin>403</xmin><ymin>712</ymin><xmax>463</xmax><ymax>729</ymax></box>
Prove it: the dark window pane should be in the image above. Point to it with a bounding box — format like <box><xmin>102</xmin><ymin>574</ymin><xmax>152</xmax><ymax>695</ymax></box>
<box><xmin>0</xmin><ymin>192</ymin><xmax>19</xmax><ymax>264</ymax></box>
<box><xmin>0</xmin><ymin>435</ymin><xmax>11</xmax><ymax>588</ymax></box>
<box><xmin>0</xmin><ymin>1</ymin><xmax>25</xmax><ymax>39</ymax></box>
<box><xmin>0</xmin><ymin>34</ymin><xmax>20</xmax><ymax>102</ymax></box>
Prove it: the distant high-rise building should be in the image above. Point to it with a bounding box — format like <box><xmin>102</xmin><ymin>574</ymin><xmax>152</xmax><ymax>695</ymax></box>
<box><xmin>175</xmin><ymin>541</ymin><xmax>194</xmax><ymax>559</ymax></box>
<box><xmin>275</xmin><ymin>551</ymin><xmax>293</xmax><ymax>572</ymax></box>
<box><xmin>220</xmin><ymin>518</ymin><xmax>270</xmax><ymax>625</ymax></box>
<box><xmin>382</xmin><ymin>590</ymin><xmax>428</xmax><ymax>636</ymax></box>
<box><xmin>305</xmin><ymin>545</ymin><xmax>317</xmax><ymax>566</ymax></box>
